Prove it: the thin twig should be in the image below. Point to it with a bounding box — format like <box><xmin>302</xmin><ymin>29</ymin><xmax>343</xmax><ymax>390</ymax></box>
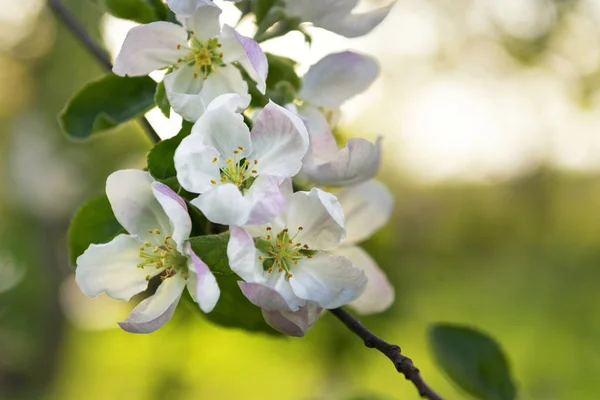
<box><xmin>330</xmin><ymin>308</ymin><xmax>444</xmax><ymax>400</ymax></box>
<box><xmin>47</xmin><ymin>0</ymin><xmax>161</xmax><ymax>143</ymax></box>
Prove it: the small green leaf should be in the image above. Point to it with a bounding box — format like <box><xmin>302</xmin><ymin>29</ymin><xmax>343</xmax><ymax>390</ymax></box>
<box><xmin>188</xmin><ymin>233</ymin><xmax>233</xmax><ymax>276</ymax></box>
<box><xmin>252</xmin><ymin>0</ymin><xmax>276</xmax><ymax>24</ymax></box>
<box><xmin>103</xmin><ymin>0</ymin><xmax>167</xmax><ymax>23</ymax></box>
<box><xmin>147</xmin><ymin>121</ymin><xmax>193</xmax><ymax>180</ymax></box>
<box><xmin>265</xmin><ymin>53</ymin><xmax>301</xmax><ymax>90</ymax></box>
<box><xmin>429</xmin><ymin>323</ymin><xmax>517</xmax><ymax>400</ymax></box>
<box><xmin>154</xmin><ymin>81</ymin><xmax>171</xmax><ymax>118</ymax></box>
<box><xmin>60</xmin><ymin>74</ymin><xmax>157</xmax><ymax>140</ymax></box>
<box><xmin>68</xmin><ymin>195</ymin><xmax>123</xmax><ymax>267</ymax></box>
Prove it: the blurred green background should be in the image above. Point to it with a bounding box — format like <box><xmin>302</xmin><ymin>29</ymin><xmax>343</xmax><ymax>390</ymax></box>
<box><xmin>1</xmin><ymin>0</ymin><xmax>600</xmax><ymax>399</ymax></box>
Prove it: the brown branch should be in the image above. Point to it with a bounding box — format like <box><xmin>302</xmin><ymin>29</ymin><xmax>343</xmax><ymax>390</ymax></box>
<box><xmin>47</xmin><ymin>0</ymin><xmax>161</xmax><ymax>144</ymax></box>
<box><xmin>330</xmin><ymin>308</ymin><xmax>444</xmax><ymax>400</ymax></box>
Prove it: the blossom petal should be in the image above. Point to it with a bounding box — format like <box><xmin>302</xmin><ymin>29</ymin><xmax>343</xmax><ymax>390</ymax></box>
<box><xmin>191</xmin><ymin>183</ymin><xmax>252</xmax><ymax>226</ymax></box>
<box><xmin>185</xmin><ymin>243</ymin><xmax>220</xmax><ymax>313</ymax></box>
<box><xmin>151</xmin><ymin>182</ymin><xmax>192</xmax><ymax>250</ymax></box>
<box><xmin>297</xmin><ymin>104</ymin><xmax>339</xmax><ymax>163</ymax></box>
<box><xmin>248</xmin><ymin>102</ymin><xmax>309</xmax><ymax>177</ymax></box>
<box><xmin>289</xmin><ymin>253</ymin><xmax>366</xmax><ymax>309</ymax></box>
<box><xmin>180</xmin><ymin>2</ymin><xmax>222</xmax><ymax>41</ymax></box>
<box><xmin>174</xmin><ymin>135</ymin><xmax>222</xmax><ymax>194</ymax></box>
<box><xmin>164</xmin><ymin>64</ymin><xmax>249</xmax><ymax>122</ymax></box>
<box><xmin>245</xmin><ymin>175</ymin><xmax>285</xmax><ymax>226</ymax></box>
<box><xmin>118</xmin><ymin>273</ymin><xmax>186</xmax><ymax>333</ymax></box>
<box><xmin>281</xmin><ymin>189</ymin><xmax>345</xmax><ymax>250</ymax></box>
<box><xmin>166</xmin><ymin>0</ymin><xmax>213</xmax><ymax>16</ymax></box>
<box><xmin>227</xmin><ymin>226</ymin><xmax>263</xmax><ymax>282</ymax></box>
<box><xmin>238</xmin><ymin>281</ymin><xmax>295</xmax><ymax>311</ymax></box>
<box><xmin>220</xmin><ymin>25</ymin><xmax>268</xmax><ymax>93</ymax></box>
<box><xmin>332</xmin><ymin>245</ymin><xmax>394</xmax><ymax>314</ymax></box>
<box><xmin>300</xmin><ymin>52</ymin><xmax>379</xmax><ymax>108</ymax></box>
<box><xmin>106</xmin><ymin>170</ymin><xmax>171</xmax><ymax>238</ymax></box>
<box><xmin>75</xmin><ymin>234</ymin><xmax>149</xmax><ymax>301</ymax></box>
<box><xmin>113</xmin><ymin>22</ymin><xmax>188</xmax><ymax>76</ymax></box>
<box><xmin>337</xmin><ymin>180</ymin><xmax>393</xmax><ymax>244</ymax></box>
<box><xmin>262</xmin><ymin>303</ymin><xmax>322</xmax><ymax>337</ymax></box>
<box><xmin>302</xmin><ymin>137</ymin><xmax>382</xmax><ymax>187</ymax></box>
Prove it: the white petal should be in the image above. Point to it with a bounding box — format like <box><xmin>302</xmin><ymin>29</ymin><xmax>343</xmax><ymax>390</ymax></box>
<box><xmin>227</xmin><ymin>226</ymin><xmax>264</xmax><ymax>282</ymax></box>
<box><xmin>106</xmin><ymin>170</ymin><xmax>171</xmax><ymax>238</ymax></box>
<box><xmin>248</xmin><ymin>102</ymin><xmax>309</xmax><ymax>177</ymax></box>
<box><xmin>185</xmin><ymin>243</ymin><xmax>220</xmax><ymax>313</ymax></box>
<box><xmin>281</xmin><ymin>189</ymin><xmax>345</xmax><ymax>250</ymax></box>
<box><xmin>262</xmin><ymin>302</ymin><xmax>322</xmax><ymax>337</ymax></box>
<box><xmin>289</xmin><ymin>253</ymin><xmax>366</xmax><ymax>309</ymax></box>
<box><xmin>302</xmin><ymin>137</ymin><xmax>382</xmax><ymax>187</ymax></box>
<box><xmin>191</xmin><ymin>183</ymin><xmax>252</xmax><ymax>225</ymax></box>
<box><xmin>297</xmin><ymin>104</ymin><xmax>339</xmax><ymax>164</ymax></box>
<box><xmin>245</xmin><ymin>175</ymin><xmax>286</xmax><ymax>226</ymax></box>
<box><xmin>113</xmin><ymin>22</ymin><xmax>188</xmax><ymax>76</ymax></box>
<box><xmin>166</xmin><ymin>0</ymin><xmax>214</xmax><ymax>16</ymax></box>
<box><xmin>300</xmin><ymin>52</ymin><xmax>379</xmax><ymax>108</ymax></box>
<box><xmin>238</xmin><ymin>281</ymin><xmax>295</xmax><ymax>311</ymax></box>
<box><xmin>151</xmin><ymin>182</ymin><xmax>192</xmax><ymax>250</ymax></box>
<box><xmin>205</xmin><ymin>92</ymin><xmax>251</xmax><ymax>114</ymax></box>
<box><xmin>174</xmin><ymin>134</ymin><xmax>222</xmax><ymax>193</ymax></box>
<box><xmin>220</xmin><ymin>25</ymin><xmax>268</xmax><ymax>93</ymax></box>
<box><xmin>191</xmin><ymin>102</ymin><xmax>252</xmax><ymax>160</ymax></box>
<box><xmin>333</xmin><ymin>245</ymin><xmax>394</xmax><ymax>315</ymax></box>
<box><xmin>180</xmin><ymin>2</ymin><xmax>222</xmax><ymax>41</ymax></box>
<box><xmin>75</xmin><ymin>234</ymin><xmax>149</xmax><ymax>301</ymax></box>
<box><xmin>337</xmin><ymin>180</ymin><xmax>393</xmax><ymax>244</ymax></box>
<box><xmin>283</xmin><ymin>0</ymin><xmax>357</xmax><ymax>25</ymax></box>
<box><xmin>118</xmin><ymin>273</ymin><xmax>186</xmax><ymax>333</ymax></box>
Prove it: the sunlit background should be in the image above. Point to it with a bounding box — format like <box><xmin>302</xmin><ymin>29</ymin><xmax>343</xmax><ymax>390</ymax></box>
<box><xmin>2</xmin><ymin>0</ymin><xmax>600</xmax><ymax>399</ymax></box>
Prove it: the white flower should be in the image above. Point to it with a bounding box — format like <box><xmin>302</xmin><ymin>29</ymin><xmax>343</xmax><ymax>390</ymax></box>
<box><xmin>75</xmin><ymin>170</ymin><xmax>220</xmax><ymax>334</ymax></box>
<box><xmin>113</xmin><ymin>0</ymin><xmax>268</xmax><ymax>121</ymax></box>
<box><xmin>282</xmin><ymin>0</ymin><xmax>395</xmax><ymax>38</ymax></box>
<box><xmin>227</xmin><ymin>187</ymin><xmax>367</xmax><ymax>335</ymax></box>
<box><xmin>174</xmin><ymin>96</ymin><xmax>309</xmax><ymax>226</ymax></box>
<box><xmin>333</xmin><ymin>180</ymin><xmax>395</xmax><ymax>314</ymax></box>
<box><xmin>289</xmin><ymin>52</ymin><xmax>382</xmax><ymax>186</ymax></box>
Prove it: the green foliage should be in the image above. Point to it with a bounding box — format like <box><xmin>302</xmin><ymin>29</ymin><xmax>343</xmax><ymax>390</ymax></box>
<box><xmin>60</xmin><ymin>74</ymin><xmax>157</xmax><ymax>140</ymax></box>
<box><xmin>187</xmin><ymin>233</ymin><xmax>279</xmax><ymax>335</ymax></box>
<box><xmin>252</xmin><ymin>0</ymin><xmax>277</xmax><ymax>24</ymax></box>
<box><xmin>147</xmin><ymin>121</ymin><xmax>193</xmax><ymax>180</ymax></box>
<box><xmin>67</xmin><ymin>195</ymin><xmax>123</xmax><ymax>267</ymax></box>
<box><xmin>154</xmin><ymin>81</ymin><xmax>170</xmax><ymax>118</ymax></box>
<box><xmin>103</xmin><ymin>0</ymin><xmax>167</xmax><ymax>23</ymax></box>
<box><xmin>429</xmin><ymin>323</ymin><xmax>517</xmax><ymax>400</ymax></box>
<box><xmin>266</xmin><ymin>53</ymin><xmax>301</xmax><ymax>91</ymax></box>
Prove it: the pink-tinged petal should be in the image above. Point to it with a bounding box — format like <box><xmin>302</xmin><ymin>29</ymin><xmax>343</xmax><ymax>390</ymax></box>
<box><xmin>220</xmin><ymin>25</ymin><xmax>268</xmax><ymax>93</ymax></box>
<box><xmin>283</xmin><ymin>0</ymin><xmax>357</xmax><ymax>25</ymax></box>
<box><xmin>320</xmin><ymin>2</ymin><xmax>395</xmax><ymax>38</ymax></box>
<box><xmin>239</xmin><ymin>282</ymin><xmax>294</xmax><ymax>311</ymax></box>
<box><xmin>248</xmin><ymin>102</ymin><xmax>309</xmax><ymax>177</ymax></box>
<box><xmin>174</xmin><ymin>136</ymin><xmax>222</xmax><ymax>194</ymax></box>
<box><xmin>75</xmin><ymin>234</ymin><xmax>150</xmax><ymax>301</ymax></box>
<box><xmin>289</xmin><ymin>253</ymin><xmax>366</xmax><ymax>309</ymax></box>
<box><xmin>185</xmin><ymin>243</ymin><xmax>220</xmax><ymax>313</ymax></box>
<box><xmin>191</xmin><ymin>183</ymin><xmax>252</xmax><ymax>226</ymax></box>
<box><xmin>106</xmin><ymin>170</ymin><xmax>171</xmax><ymax>238</ymax></box>
<box><xmin>281</xmin><ymin>189</ymin><xmax>345</xmax><ymax>250</ymax></box>
<box><xmin>300</xmin><ymin>52</ymin><xmax>379</xmax><ymax>108</ymax></box>
<box><xmin>245</xmin><ymin>175</ymin><xmax>285</xmax><ymax>226</ymax></box>
<box><xmin>262</xmin><ymin>303</ymin><xmax>322</xmax><ymax>337</ymax></box>
<box><xmin>337</xmin><ymin>180</ymin><xmax>394</xmax><ymax>245</ymax></box>
<box><xmin>151</xmin><ymin>182</ymin><xmax>192</xmax><ymax>250</ymax></box>
<box><xmin>113</xmin><ymin>22</ymin><xmax>188</xmax><ymax>77</ymax></box>
<box><xmin>227</xmin><ymin>226</ymin><xmax>263</xmax><ymax>282</ymax></box>
<box><xmin>332</xmin><ymin>245</ymin><xmax>394</xmax><ymax>315</ymax></box>
<box><xmin>302</xmin><ymin>137</ymin><xmax>382</xmax><ymax>187</ymax></box>
<box><xmin>118</xmin><ymin>273</ymin><xmax>186</xmax><ymax>333</ymax></box>
<box><xmin>296</xmin><ymin>104</ymin><xmax>339</xmax><ymax>164</ymax></box>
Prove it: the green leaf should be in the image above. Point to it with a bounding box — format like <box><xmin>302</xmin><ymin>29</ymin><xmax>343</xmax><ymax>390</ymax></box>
<box><xmin>147</xmin><ymin>121</ymin><xmax>193</xmax><ymax>180</ymax></box>
<box><xmin>103</xmin><ymin>0</ymin><xmax>167</xmax><ymax>23</ymax></box>
<box><xmin>265</xmin><ymin>53</ymin><xmax>301</xmax><ymax>91</ymax></box>
<box><xmin>429</xmin><ymin>323</ymin><xmax>517</xmax><ymax>400</ymax></box>
<box><xmin>252</xmin><ymin>0</ymin><xmax>277</xmax><ymax>24</ymax></box>
<box><xmin>187</xmin><ymin>232</ymin><xmax>279</xmax><ymax>335</ymax></box>
<box><xmin>154</xmin><ymin>81</ymin><xmax>170</xmax><ymax>118</ymax></box>
<box><xmin>60</xmin><ymin>74</ymin><xmax>157</xmax><ymax>140</ymax></box>
<box><xmin>68</xmin><ymin>195</ymin><xmax>123</xmax><ymax>267</ymax></box>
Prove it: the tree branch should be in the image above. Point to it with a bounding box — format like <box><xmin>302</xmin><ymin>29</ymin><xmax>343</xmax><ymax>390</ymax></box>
<box><xmin>47</xmin><ymin>0</ymin><xmax>161</xmax><ymax>144</ymax></box>
<box><xmin>329</xmin><ymin>308</ymin><xmax>444</xmax><ymax>400</ymax></box>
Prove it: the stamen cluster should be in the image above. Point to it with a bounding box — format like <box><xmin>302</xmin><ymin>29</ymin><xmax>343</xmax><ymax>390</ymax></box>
<box><xmin>137</xmin><ymin>229</ymin><xmax>189</xmax><ymax>281</ymax></box>
<box><xmin>256</xmin><ymin>226</ymin><xmax>311</xmax><ymax>280</ymax></box>
<box><xmin>176</xmin><ymin>36</ymin><xmax>224</xmax><ymax>80</ymax></box>
<box><xmin>210</xmin><ymin>146</ymin><xmax>259</xmax><ymax>189</ymax></box>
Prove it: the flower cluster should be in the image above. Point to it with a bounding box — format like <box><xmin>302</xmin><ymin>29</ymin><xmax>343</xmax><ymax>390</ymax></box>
<box><xmin>75</xmin><ymin>0</ymin><xmax>396</xmax><ymax>336</ymax></box>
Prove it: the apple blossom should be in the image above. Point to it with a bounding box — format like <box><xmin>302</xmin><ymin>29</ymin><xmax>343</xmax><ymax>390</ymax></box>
<box><xmin>75</xmin><ymin>170</ymin><xmax>220</xmax><ymax>333</ymax></box>
<box><xmin>174</xmin><ymin>96</ymin><xmax>309</xmax><ymax>226</ymax></box>
<box><xmin>113</xmin><ymin>0</ymin><xmax>267</xmax><ymax>121</ymax></box>
<box><xmin>282</xmin><ymin>0</ymin><xmax>395</xmax><ymax>38</ymax></box>
<box><xmin>227</xmin><ymin>188</ymin><xmax>367</xmax><ymax>336</ymax></box>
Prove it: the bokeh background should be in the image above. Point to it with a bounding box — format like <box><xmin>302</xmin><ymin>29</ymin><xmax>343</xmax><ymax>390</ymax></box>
<box><xmin>1</xmin><ymin>0</ymin><xmax>600</xmax><ymax>399</ymax></box>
